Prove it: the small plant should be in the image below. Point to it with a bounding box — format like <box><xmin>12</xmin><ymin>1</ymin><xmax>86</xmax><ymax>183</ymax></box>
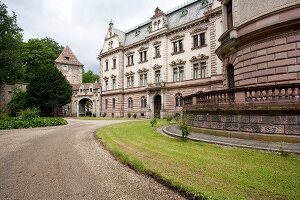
<box><xmin>179</xmin><ymin>120</ymin><xmax>190</xmax><ymax>140</ymax></box>
<box><xmin>92</xmin><ymin>113</ymin><xmax>96</xmax><ymax>117</ymax></box>
<box><xmin>102</xmin><ymin>112</ymin><xmax>107</xmax><ymax>118</ymax></box>
<box><xmin>133</xmin><ymin>113</ymin><xmax>137</xmax><ymax>118</ymax></box>
<box><xmin>150</xmin><ymin>118</ymin><xmax>157</xmax><ymax>127</ymax></box>
<box><xmin>18</xmin><ymin>107</ymin><xmax>40</xmax><ymax>120</ymax></box>
<box><xmin>174</xmin><ymin>113</ymin><xmax>180</xmax><ymax>122</ymax></box>
<box><xmin>128</xmin><ymin>112</ymin><xmax>131</xmax><ymax>118</ymax></box>
<box><xmin>166</xmin><ymin>115</ymin><xmax>173</xmax><ymax>122</ymax></box>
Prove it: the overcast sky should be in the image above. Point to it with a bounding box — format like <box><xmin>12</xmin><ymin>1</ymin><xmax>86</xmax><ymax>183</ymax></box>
<box><xmin>3</xmin><ymin>0</ymin><xmax>190</xmax><ymax>74</ymax></box>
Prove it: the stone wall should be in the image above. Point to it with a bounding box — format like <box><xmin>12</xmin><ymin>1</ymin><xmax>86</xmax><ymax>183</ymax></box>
<box><xmin>184</xmin><ymin>110</ymin><xmax>300</xmax><ymax>135</ymax></box>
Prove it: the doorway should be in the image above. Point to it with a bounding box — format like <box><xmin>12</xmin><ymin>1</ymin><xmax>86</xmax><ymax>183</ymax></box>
<box><xmin>153</xmin><ymin>94</ymin><xmax>161</xmax><ymax>118</ymax></box>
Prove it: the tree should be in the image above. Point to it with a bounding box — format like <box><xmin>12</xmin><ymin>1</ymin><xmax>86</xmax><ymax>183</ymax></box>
<box><xmin>8</xmin><ymin>89</ymin><xmax>28</xmax><ymax>116</ymax></box>
<box><xmin>26</xmin><ymin>65</ymin><xmax>72</xmax><ymax>116</ymax></box>
<box><xmin>21</xmin><ymin>37</ymin><xmax>63</xmax><ymax>82</ymax></box>
<box><xmin>82</xmin><ymin>70</ymin><xmax>99</xmax><ymax>83</ymax></box>
<box><xmin>0</xmin><ymin>2</ymin><xmax>24</xmax><ymax>83</ymax></box>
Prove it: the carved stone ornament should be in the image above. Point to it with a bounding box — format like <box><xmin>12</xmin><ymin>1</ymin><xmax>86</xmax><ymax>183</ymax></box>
<box><xmin>125</xmin><ymin>51</ymin><xmax>134</xmax><ymax>56</ymax></box>
<box><xmin>169</xmin><ymin>59</ymin><xmax>186</xmax><ymax>67</ymax></box>
<box><xmin>190</xmin><ymin>54</ymin><xmax>209</xmax><ymax>62</ymax></box>
<box><xmin>190</xmin><ymin>27</ymin><xmax>208</xmax><ymax>35</ymax></box>
<box><xmin>170</xmin><ymin>34</ymin><xmax>185</xmax><ymax>41</ymax></box>
<box><xmin>111</xmin><ymin>74</ymin><xmax>116</xmax><ymax>78</ymax></box>
<box><xmin>103</xmin><ymin>76</ymin><xmax>109</xmax><ymax>80</ymax></box>
<box><xmin>125</xmin><ymin>71</ymin><xmax>135</xmax><ymax>76</ymax></box>
<box><xmin>151</xmin><ymin>7</ymin><xmax>165</xmax><ymax>19</ymax></box>
<box><xmin>152</xmin><ymin>64</ymin><xmax>162</xmax><ymax>70</ymax></box>
<box><xmin>137</xmin><ymin>68</ymin><xmax>149</xmax><ymax>74</ymax></box>
<box><xmin>152</xmin><ymin>41</ymin><xmax>161</xmax><ymax>46</ymax></box>
<box><xmin>138</xmin><ymin>46</ymin><xmax>149</xmax><ymax>52</ymax></box>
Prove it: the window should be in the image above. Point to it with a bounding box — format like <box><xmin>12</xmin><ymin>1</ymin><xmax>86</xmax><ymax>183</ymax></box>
<box><xmin>157</xmin><ymin>20</ymin><xmax>161</xmax><ymax>29</ymax></box>
<box><xmin>127</xmin><ymin>76</ymin><xmax>134</xmax><ymax>88</ymax></box>
<box><xmin>155</xmin><ymin>70</ymin><xmax>160</xmax><ymax>83</ymax></box>
<box><xmin>112</xmin><ymin>98</ymin><xmax>116</xmax><ymax>109</ymax></box>
<box><xmin>154</xmin><ymin>21</ymin><xmax>157</xmax><ymax>30</ymax></box>
<box><xmin>112</xmin><ymin>78</ymin><xmax>116</xmax><ymax>89</ymax></box>
<box><xmin>105</xmin><ymin>99</ymin><xmax>108</xmax><ymax>109</ymax></box>
<box><xmin>227</xmin><ymin>0</ymin><xmax>233</xmax><ymax>29</ymax></box>
<box><xmin>175</xmin><ymin>94</ymin><xmax>183</xmax><ymax>107</ymax></box>
<box><xmin>141</xmin><ymin>96</ymin><xmax>147</xmax><ymax>108</ymax></box>
<box><xmin>139</xmin><ymin>51</ymin><xmax>147</xmax><ymax>62</ymax></box>
<box><xmin>227</xmin><ymin>64</ymin><xmax>235</xmax><ymax>89</ymax></box>
<box><xmin>113</xmin><ymin>58</ymin><xmax>116</xmax><ymax>69</ymax></box>
<box><xmin>144</xmin><ymin>74</ymin><xmax>147</xmax><ymax>86</ymax></box>
<box><xmin>200</xmin><ymin>62</ymin><xmax>206</xmax><ymax>78</ymax></box>
<box><xmin>173</xmin><ymin>40</ymin><xmax>183</xmax><ymax>53</ymax></box>
<box><xmin>79</xmin><ymin>85</ymin><xmax>83</xmax><ymax>93</ymax></box>
<box><xmin>173</xmin><ymin>68</ymin><xmax>177</xmax><ymax>82</ymax></box>
<box><xmin>193</xmin><ymin>35</ymin><xmax>198</xmax><ymax>48</ymax></box>
<box><xmin>154</xmin><ymin>46</ymin><xmax>160</xmax><ymax>58</ymax></box>
<box><xmin>89</xmin><ymin>86</ymin><xmax>93</xmax><ymax>93</ymax></box>
<box><xmin>139</xmin><ymin>73</ymin><xmax>147</xmax><ymax>86</ymax></box>
<box><xmin>179</xmin><ymin>67</ymin><xmax>184</xmax><ymax>81</ymax></box>
<box><xmin>127</xmin><ymin>55</ymin><xmax>134</xmax><ymax>66</ymax></box>
<box><xmin>105</xmin><ymin>80</ymin><xmax>108</xmax><ymax>91</ymax></box>
<box><xmin>105</xmin><ymin>61</ymin><xmax>108</xmax><ymax>71</ymax></box>
<box><xmin>193</xmin><ymin>63</ymin><xmax>199</xmax><ymax>79</ymax></box>
<box><xmin>200</xmin><ymin>33</ymin><xmax>205</xmax><ymax>46</ymax></box>
<box><xmin>193</xmin><ymin>33</ymin><xmax>206</xmax><ymax>48</ymax></box>
<box><xmin>173</xmin><ymin>67</ymin><xmax>184</xmax><ymax>82</ymax></box>
<box><xmin>62</xmin><ymin>65</ymin><xmax>68</xmax><ymax>71</ymax></box>
<box><xmin>128</xmin><ymin>97</ymin><xmax>133</xmax><ymax>109</ymax></box>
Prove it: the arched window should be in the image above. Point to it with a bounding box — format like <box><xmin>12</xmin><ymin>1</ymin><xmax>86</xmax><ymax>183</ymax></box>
<box><xmin>141</xmin><ymin>96</ymin><xmax>147</xmax><ymax>108</ymax></box>
<box><xmin>128</xmin><ymin>97</ymin><xmax>133</xmax><ymax>109</ymax></box>
<box><xmin>79</xmin><ymin>84</ymin><xmax>84</xmax><ymax>93</ymax></box>
<box><xmin>89</xmin><ymin>85</ymin><xmax>93</xmax><ymax>93</ymax></box>
<box><xmin>175</xmin><ymin>93</ymin><xmax>183</xmax><ymax>107</ymax></box>
<box><xmin>154</xmin><ymin>21</ymin><xmax>157</xmax><ymax>30</ymax></box>
<box><xmin>227</xmin><ymin>64</ymin><xmax>235</xmax><ymax>89</ymax></box>
<box><xmin>112</xmin><ymin>98</ymin><xmax>116</xmax><ymax>109</ymax></box>
<box><xmin>157</xmin><ymin>20</ymin><xmax>161</xmax><ymax>29</ymax></box>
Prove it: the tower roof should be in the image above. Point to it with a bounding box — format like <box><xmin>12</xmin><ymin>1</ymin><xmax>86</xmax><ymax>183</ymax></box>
<box><xmin>55</xmin><ymin>45</ymin><xmax>83</xmax><ymax>66</ymax></box>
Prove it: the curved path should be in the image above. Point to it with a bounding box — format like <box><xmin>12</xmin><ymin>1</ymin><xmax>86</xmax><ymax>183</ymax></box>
<box><xmin>0</xmin><ymin>119</ymin><xmax>185</xmax><ymax>200</ymax></box>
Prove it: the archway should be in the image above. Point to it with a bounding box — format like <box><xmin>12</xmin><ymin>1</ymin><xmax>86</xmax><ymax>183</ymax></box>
<box><xmin>79</xmin><ymin>98</ymin><xmax>93</xmax><ymax>116</ymax></box>
<box><xmin>154</xmin><ymin>94</ymin><xmax>161</xmax><ymax>118</ymax></box>
<box><xmin>227</xmin><ymin>64</ymin><xmax>235</xmax><ymax>89</ymax></box>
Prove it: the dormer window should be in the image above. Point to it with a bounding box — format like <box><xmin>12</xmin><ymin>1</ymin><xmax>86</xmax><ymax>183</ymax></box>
<box><xmin>79</xmin><ymin>85</ymin><xmax>83</xmax><ymax>93</ymax></box>
<box><xmin>65</xmin><ymin>56</ymin><xmax>69</xmax><ymax>60</ymax></box>
<box><xmin>89</xmin><ymin>86</ymin><xmax>93</xmax><ymax>93</ymax></box>
<box><xmin>157</xmin><ymin>20</ymin><xmax>161</xmax><ymax>29</ymax></box>
<box><xmin>62</xmin><ymin>65</ymin><xmax>68</xmax><ymax>71</ymax></box>
<box><xmin>135</xmin><ymin>30</ymin><xmax>140</xmax><ymax>36</ymax></box>
<box><xmin>181</xmin><ymin>9</ymin><xmax>188</xmax><ymax>17</ymax></box>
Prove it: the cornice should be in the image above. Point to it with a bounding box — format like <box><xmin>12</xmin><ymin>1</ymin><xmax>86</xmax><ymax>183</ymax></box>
<box><xmin>152</xmin><ymin>41</ymin><xmax>162</xmax><ymax>46</ymax></box>
<box><xmin>137</xmin><ymin>46</ymin><xmax>149</xmax><ymax>52</ymax></box>
<box><xmin>137</xmin><ymin>68</ymin><xmax>149</xmax><ymax>74</ymax></box>
<box><xmin>152</xmin><ymin>64</ymin><xmax>162</xmax><ymax>70</ymax></box>
<box><xmin>170</xmin><ymin>59</ymin><xmax>186</xmax><ymax>67</ymax></box>
<box><xmin>170</xmin><ymin>34</ymin><xmax>185</xmax><ymax>41</ymax></box>
<box><xmin>99</xmin><ymin>47</ymin><xmax>123</xmax><ymax>59</ymax></box>
<box><xmin>125</xmin><ymin>71</ymin><xmax>135</xmax><ymax>76</ymax></box>
<box><xmin>125</xmin><ymin>51</ymin><xmax>135</xmax><ymax>56</ymax></box>
<box><xmin>190</xmin><ymin>26</ymin><xmax>208</xmax><ymax>35</ymax></box>
<box><xmin>190</xmin><ymin>54</ymin><xmax>209</xmax><ymax>62</ymax></box>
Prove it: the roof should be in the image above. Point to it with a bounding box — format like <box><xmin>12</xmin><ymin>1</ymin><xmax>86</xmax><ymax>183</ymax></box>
<box><xmin>72</xmin><ymin>83</ymin><xmax>101</xmax><ymax>91</ymax></box>
<box><xmin>55</xmin><ymin>45</ymin><xmax>83</xmax><ymax>66</ymax></box>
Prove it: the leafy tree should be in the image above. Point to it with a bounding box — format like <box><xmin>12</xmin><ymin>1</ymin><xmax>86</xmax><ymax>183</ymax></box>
<box><xmin>8</xmin><ymin>89</ymin><xmax>28</xmax><ymax>116</ymax></box>
<box><xmin>0</xmin><ymin>1</ymin><xmax>24</xmax><ymax>83</ymax></box>
<box><xmin>21</xmin><ymin>37</ymin><xmax>63</xmax><ymax>82</ymax></box>
<box><xmin>26</xmin><ymin>66</ymin><xmax>72</xmax><ymax>116</ymax></box>
<box><xmin>82</xmin><ymin>70</ymin><xmax>99</xmax><ymax>83</ymax></box>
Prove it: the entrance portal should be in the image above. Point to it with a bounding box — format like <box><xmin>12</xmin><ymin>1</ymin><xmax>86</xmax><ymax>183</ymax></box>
<box><xmin>79</xmin><ymin>98</ymin><xmax>93</xmax><ymax>116</ymax></box>
<box><xmin>154</xmin><ymin>94</ymin><xmax>161</xmax><ymax>118</ymax></box>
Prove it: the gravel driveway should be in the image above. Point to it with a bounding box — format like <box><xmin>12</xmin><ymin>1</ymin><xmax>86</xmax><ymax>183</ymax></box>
<box><xmin>0</xmin><ymin>119</ymin><xmax>185</xmax><ymax>200</ymax></box>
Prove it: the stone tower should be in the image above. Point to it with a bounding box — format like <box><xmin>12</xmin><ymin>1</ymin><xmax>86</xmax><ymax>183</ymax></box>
<box><xmin>55</xmin><ymin>45</ymin><xmax>83</xmax><ymax>84</ymax></box>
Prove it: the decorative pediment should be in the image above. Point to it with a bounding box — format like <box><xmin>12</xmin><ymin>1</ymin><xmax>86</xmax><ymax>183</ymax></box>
<box><xmin>125</xmin><ymin>51</ymin><xmax>134</xmax><ymax>56</ymax></box>
<box><xmin>190</xmin><ymin>54</ymin><xmax>209</xmax><ymax>62</ymax></box>
<box><xmin>103</xmin><ymin>76</ymin><xmax>109</xmax><ymax>80</ymax></box>
<box><xmin>151</xmin><ymin>7</ymin><xmax>165</xmax><ymax>19</ymax></box>
<box><xmin>152</xmin><ymin>41</ymin><xmax>161</xmax><ymax>46</ymax></box>
<box><xmin>170</xmin><ymin>59</ymin><xmax>186</xmax><ymax>67</ymax></box>
<box><xmin>111</xmin><ymin>74</ymin><xmax>117</xmax><ymax>79</ymax></box>
<box><xmin>125</xmin><ymin>71</ymin><xmax>135</xmax><ymax>76</ymax></box>
<box><xmin>170</xmin><ymin>34</ymin><xmax>185</xmax><ymax>41</ymax></box>
<box><xmin>137</xmin><ymin>68</ymin><xmax>149</xmax><ymax>74</ymax></box>
<box><xmin>152</xmin><ymin>64</ymin><xmax>162</xmax><ymax>70</ymax></box>
<box><xmin>190</xmin><ymin>27</ymin><xmax>208</xmax><ymax>35</ymax></box>
<box><xmin>138</xmin><ymin>46</ymin><xmax>148</xmax><ymax>52</ymax></box>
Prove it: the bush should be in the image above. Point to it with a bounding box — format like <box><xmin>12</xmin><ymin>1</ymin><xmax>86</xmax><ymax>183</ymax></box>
<box><xmin>166</xmin><ymin>115</ymin><xmax>173</xmax><ymax>122</ymax></box>
<box><xmin>128</xmin><ymin>112</ymin><xmax>131</xmax><ymax>118</ymax></box>
<box><xmin>8</xmin><ymin>90</ymin><xmax>28</xmax><ymax>116</ymax></box>
<box><xmin>179</xmin><ymin>121</ymin><xmax>190</xmax><ymax>140</ymax></box>
<box><xmin>133</xmin><ymin>113</ymin><xmax>137</xmax><ymax>118</ymax></box>
<box><xmin>18</xmin><ymin>107</ymin><xmax>40</xmax><ymax>120</ymax></box>
<box><xmin>102</xmin><ymin>112</ymin><xmax>107</xmax><ymax>118</ymax></box>
<box><xmin>92</xmin><ymin>113</ymin><xmax>96</xmax><ymax>117</ymax></box>
<box><xmin>150</xmin><ymin>118</ymin><xmax>157</xmax><ymax>127</ymax></box>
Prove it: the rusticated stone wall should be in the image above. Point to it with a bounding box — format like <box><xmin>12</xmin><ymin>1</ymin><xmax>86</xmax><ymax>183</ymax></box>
<box><xmin>184</xmin><ymin>111</ymin><xmax>300</xmax><ymax>135</ymax></box>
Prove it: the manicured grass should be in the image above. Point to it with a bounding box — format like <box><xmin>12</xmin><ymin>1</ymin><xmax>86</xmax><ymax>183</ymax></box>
<box><xmin>79</xmin><ymin>117</ymin><xmax>139</xmax><ymax>120</ymax></box>
<box><xmin>96</xmin><ymin>120</ymin><xmax>300</xmax><ymax>200</ymax></box>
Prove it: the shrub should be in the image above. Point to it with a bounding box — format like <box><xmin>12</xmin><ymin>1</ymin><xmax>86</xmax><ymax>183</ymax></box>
<box><xmin>18</xmin><ymin>107</ymin><xmax>40</xmax><ymax>120</ymax></box>
<box><xmin>102</xmin><ymin>112</ymin><xmax>107</xmax><ymax>118</ymax></box>
<box><xmin>133</xmin><ymin>113</ymin><xmax>137</xmax><ymax>118</ymax></box>
<box><xmin>92</xmin><ymin>113</ymin><xmax>96</xmax><ymax>117</ymax></box>
<box><xmin>150</xmin><ymin>118</ymin><xmax>157</xmax><ymax>127</ymax></box>
<box><xmin>8</xmin><ymin>90</ymin><xmax>28</xmax><ymax>116</ymax></box>
<box><xmin>128</xmin><ymin>112</ymin><xmax>131</xmax><ymax>118</ymax></box>
<box><xmin>166</xmin><ymin>115</ymin><xmax>173</xmax><ymax>122</ymax></box>
<box><xmin>179</xmin><ymin>120</ymin><xmax>190</xmax><ymax>140</ymax></box>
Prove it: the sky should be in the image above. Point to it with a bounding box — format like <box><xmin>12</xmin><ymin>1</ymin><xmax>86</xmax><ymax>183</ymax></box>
<box><xmin>3</xmin><ymin>0</ymin><xmax>190</xmax><ymax>74</ymax></box>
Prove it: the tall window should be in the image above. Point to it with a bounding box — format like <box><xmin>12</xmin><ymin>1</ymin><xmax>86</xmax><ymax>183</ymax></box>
<box><xmin>200</xmin><ymin>62</ymin><xmax>206</xmax><ymax>78</ymax></box>
<box><xmin>112</xmin><ymin>98</ymin><xmax>116</xmax><ymax>109</ymax></box>
<box><xmin>155</xmin><ymin>70</ymin><xmax>160</xmax><ymax>83</ymax></box>
<box><xmin>141</xmin><ymin>96</ymin><xmax>147</xmax><ymax>108</ymax></box>
<box><xmin>128</xmin><ymin>97</ymin><xmax>133</xmax><ymax>109</ymax></box>
<box><xmin>154</xmin><ymin>46</ymin><xmax>160</xmax><ymax>57</ymax></box>
<box><xmin>112</xmin><ymin>78</ymin><xmax>116</xmax><ymax>89</ymax></box>
<box><xmin>105</xmin><ymin>99</ymin><xmax>108</xmax><ymax>109</ymax></box>
<box><xmin>173</xmin><ymin>68</ymin><xmax>177</xmax><ymax>82</ymax></box>
<box><xmin>193</xmin><ymin>33</ymin><xmax>206</xmax><ymax>48</ymax></box>
<box><xmin>173</xmin><ymin>40</ymin><xmax>183</xmax><ymax>53</ymax></box>
<box><xmin>105</xmin><ymin>80</ymin><xmax>108</xmax><ymax>91</ymax></box>
<box><xmin>113</xmin><ymin>58</ymin><xmax>116</xmax><ymax>69</ymax></box>
<box><xmin>227</xmin><ymin>64</ymin><xmax>235</xmax><ymax>89</ymax></box>
<box><xmin>157</xmin><ymin>20</ymin><xmax>161</xmax><ymax>29</ymax></box>
<box><xmin>139</xmin><ymin>51</ymin><xmax>147</xmax><ymax>62</ymax></box>
<box><xmin>193</xmin><ymin>63</ymin><xmax>199</xmax><ymax>79</ymax></box>
<box><xmin>127</xmin><ymin>76</ymin><xmax>134</xmax><ymax>88</ymax></box>
<box><xmin>179</xmin><ymin>67</ymin><xmax>184</xmax><ymax>81</ymax></box>
<box><xmin>173</xmin><ymin>67</ymin><xmax>184</xmax><ymax>82</ymax></box>
<box><xmin>105</xmin><ymin>61</ymin><xmax>108</xmax><ymax>71</ymax></box>
<box><xmin>127</xmin><ymin>55</ymin><xmax>134</xmax><ymax>66</ymax></box>
<box><xmin>175</xmin><ymin>94</ymin><xmax>183</xmax><ymax>107</ymax></box>
<box><xmin>227</xmin><ymin>0</ymin><xmax>233</xmax><ymax>29</ymax></box>
<box><xmin>89</xmin><ymin>86</ymin><xmax>93</xmax><ymax>93</ymax></box>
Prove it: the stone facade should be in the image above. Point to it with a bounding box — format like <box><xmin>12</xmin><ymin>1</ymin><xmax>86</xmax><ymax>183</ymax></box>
<box><xmin>183</xmin><ymin>0</ymin><xmax>300</xmax><ymax>135</ymax></box>
<box><xmin>99</xmin><ymin>0</ymin><xmax>223</xmax><ymax>118</ymax></box>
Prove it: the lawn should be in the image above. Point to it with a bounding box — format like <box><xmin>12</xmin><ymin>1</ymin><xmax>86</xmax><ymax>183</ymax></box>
<box><xmin>95</xmin><ymin>120</ymin><xmax>300</xmax><ymax>200</ymax></box>
<box><xmin>79</xmin><ymin>117</ymin><xmax>139</xmax><ymax>120</ymax></box>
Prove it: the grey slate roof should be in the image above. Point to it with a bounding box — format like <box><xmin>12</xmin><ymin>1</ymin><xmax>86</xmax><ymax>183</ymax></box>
<box><xmin>119</xmin><ymin>0</ymin><xmax>212</xmax><ymax>47</ymax></box>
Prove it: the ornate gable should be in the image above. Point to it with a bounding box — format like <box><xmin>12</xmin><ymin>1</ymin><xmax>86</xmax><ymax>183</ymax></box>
<box><xmin>190</xmin><ymin>54</ymin><xmax>209</xmax><ymax>62</ymax></box>
<box><xmin>170</xmin><ymin>59</ymin><xmax>186</xmax><ymax>67</ymax></box>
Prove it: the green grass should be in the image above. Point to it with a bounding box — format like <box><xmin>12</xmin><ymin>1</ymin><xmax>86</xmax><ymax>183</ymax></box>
<box><xmin>79</xmin><ymin>117</ymin><xmax>140</xmax><ymax>120</ymax></box>
<box><xmin>95</xmin><ymin>120</ymin><xmax>300</xmax><ymax>200</ymax></box>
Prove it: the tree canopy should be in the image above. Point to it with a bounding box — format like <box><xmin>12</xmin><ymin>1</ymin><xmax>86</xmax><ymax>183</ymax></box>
<box><xmin>82</xmin><ymin>70</ymin><xmax>99</xmax><ymax>83</ymax></box>
<box><xmin>26</xmin><ymin>65</ymin><xmax>72</xmax><ymax>116</ymax></box>
<box><xmin>0</xmin><ymin>2</ymin><xmax>23</xmax><ymax>83</ymax></box>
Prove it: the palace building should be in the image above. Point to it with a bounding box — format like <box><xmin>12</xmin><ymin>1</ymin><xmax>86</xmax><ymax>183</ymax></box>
<box><xmin>98</xmin><ymin>0</ymin><xmax>222</xmax><ymax>118</ymax></box>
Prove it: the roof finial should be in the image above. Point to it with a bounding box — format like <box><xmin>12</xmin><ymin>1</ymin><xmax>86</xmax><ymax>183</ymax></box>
<box><xmin>109</xmin><ymin>19</ymin><xmax>114</xmax><ymax>26</ymax></box>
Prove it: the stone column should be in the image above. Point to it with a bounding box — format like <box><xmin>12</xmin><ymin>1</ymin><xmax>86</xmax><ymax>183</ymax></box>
<box><xmin>76</xmin><ymin>101</ymin><xmax>79</xmax><ymax>117</ymax></box>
